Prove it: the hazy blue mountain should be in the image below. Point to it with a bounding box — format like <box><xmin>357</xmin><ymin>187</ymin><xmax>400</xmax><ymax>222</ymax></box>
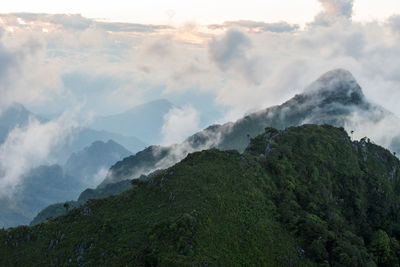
<box><xmin>89</xmin><ymin>99</ymin><xmax>174</xmax><ymax>144</ymax></box>
<box><xmin>0</xmin><ymin>103</ymin><xmax>46</xmax><ymax>143</ymax></box>
<box><xmin>99</xmin><ymin>69</ymin><xmax>395</xmax><ymax>186</ymax></box>
<box><xmin>0</xmin><ymin>140</ymin><xmax>134</xmax><ymax>228</ymax></box>
<box><xmin>18</xmin><ymin>165</ymin><xmax>80</xmax><ymax>211</ymax></box>
<box><xmin>0</xmin><ymin>164</ymin><xmax>78</xmax><ymax>228</ymax></box>
<box><xmin>0</xmin><ymin>198</ymin><xmax>32</xmax><ymax>228</ymax></box>
<box><xmin>64</xmin><ymin>140</ymin><xmax>132</xmax><ymax>188</ymax></box>
<box><xmin>0</xmin><ymin>104</ymin><xmax>145</xmax><ymax>164</ymax></box>
<box><xmin>52</xmin><ymin>128</ymin><xmax>145</xmax><ymax>163</ymax></box>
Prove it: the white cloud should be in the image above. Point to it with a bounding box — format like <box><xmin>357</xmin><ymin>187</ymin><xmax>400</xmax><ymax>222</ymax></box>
<box><xmin>88</xmin><ymin>166</ymin><xmax>109</xmax><ymax>188</ymax></box>
<box><xmin>0</xmin><ymin>112</ymin><xmax>78</xmax><ymax>198</ymax></box>
<box><xmin>1</xmin><ymin>11</ymin><xmax>400</xmax><ymax>130</ymax></box>
<box><xmin>318</xmin><ymin>0</ymin><xmax>354</xmax><ymax>18</ymax></box>
<box><xmin>388</xmin><ymin>15</ymin><xmax>400</xmax><ymax>33</ymax></box>
<box><xmin>0</xmin><ymin>25</ymin><xmax>63</xmax><ymax>114</ymax></box>
<box><xmin>161</xmin><ymin>105</ymin><xmax>200</xmax><ymax>145</ymax></box>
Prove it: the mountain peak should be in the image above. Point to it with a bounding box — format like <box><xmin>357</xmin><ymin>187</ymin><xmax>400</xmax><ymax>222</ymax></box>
<box><xmin>305</xmin><ymin>69</ymin><xmax>365</xmax><ymax>105</ymax></box>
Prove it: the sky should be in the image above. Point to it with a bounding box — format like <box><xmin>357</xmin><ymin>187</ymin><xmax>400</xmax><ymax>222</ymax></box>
<box><xmin>1</xmin><ymin>0</ymin><xmax>399</xmax><ymax>25</ymax></box>
<box><xmin>1</xmin><ymin>0</ymin><xmax>400</xmax><ymax>194</ymax></box>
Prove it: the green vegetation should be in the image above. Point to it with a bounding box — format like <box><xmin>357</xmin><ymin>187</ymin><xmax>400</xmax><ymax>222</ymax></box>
<box><xmin>30</xmin><ymin>180</ymin><xmax>133</xmax><ymax>225</ymax></box>
<box><xmin>1</xmin><ymin>125</ymin><xmax>400</xmax><ymax>266</ymax></box>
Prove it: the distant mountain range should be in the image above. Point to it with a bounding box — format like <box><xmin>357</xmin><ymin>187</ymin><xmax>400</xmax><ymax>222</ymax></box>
<box><xmin>64</xmin><ymin>140</ymin><xmax>132</xmax><ymax>188</ymax></box>
<box><xmin>0</xmin><ymin>103</ymin><xmax>146</xmax><ymax>164</ymax></box>
<box><xmin>10</xmin><ymin>69</ymin><xmax>400</xmax><ymax>228</ymax></box>
<box><xmin>100</xmin><ymin>69</ymin><xmax>395</xmax><ymax>186</ymax></box>
<box><xmin>52</xmin><ymin>128</ymin><xmax>143</xmax><ymax>164</ymax></box>
<box><xmin>0</xmin><ymin>99</ymin><xmax>180</xmax><ymax>228</ymax></box>
<box><xmin>89</xmin><ymin>99</ymin><xmax>174</xmax><ymax>144</ymax></box>
<box><xmin>0</xmin><ymin>140</ymin><xmax>133</xmax><ymax>228</ymax></box>
<box><xmin>32</xmin><ymin>69</ymin><xmax>400</xmax><ymax>227</ymax></box>
<box><xmin>0</xmin><ymin>103</ymin><xmax>47</xmax><ymax>144</ymax></box>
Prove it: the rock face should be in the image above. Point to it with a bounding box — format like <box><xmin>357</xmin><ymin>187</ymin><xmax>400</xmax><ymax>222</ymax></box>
<box><xmin>100</xmin><ymin>69</ymin><xmax>393</xmax><ymax>186</ymax></box>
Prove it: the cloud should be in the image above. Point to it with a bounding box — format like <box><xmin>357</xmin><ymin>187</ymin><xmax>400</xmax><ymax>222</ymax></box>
<box><xmin>88</xmin><ymin>166</ymin><xmax>109</xmax><ymax>188</ymax></box>
<box><xmin>208</xmin><ymin>20</ymin><xmax>299</xmax><ymax>33</ymax></box>
<box><xmin>0</xmin><ymin>24</ymin><xmax>63</xmax><ymax>114</ymax></box>
<box><xmin>1</xmin><ymin>13</ymin><xmax>172</xmax><ymax>33</ymax></box>
<box><xmin>388</xmin><ymin>15</ymin><xmax>400</xmax><ymax>33</ymax></box>
<box><xmin>0</xmin><ymin>112</ymin><xmax>78</xmax><ymax>198</ymax></box>
<box><xmin>209</xmin><ymin>30</ymin><xmax>250</xmax><ymax>71</ymax></box>
<box><xmin>209</xmin><ymin>30</ymin><xmax>263</xmax><ymax>85</ymax></box>
<box><xmin>312</xmin><ymin>0</ymin><xmax>354</xmax><ymax>27</ymax></box>
<box><xmin>161</xmin><ymin>105</ymin><xmax>200</xmax><ymax>145</ymax></box>
<box><xmin>1</xmin><ymin>11</ymin><xmax>400</xmax><ymax>139</ymax></box>
<box><xmin>318</xmin><ymin>0</ymin><xmax>354</xmax><ymax>18</ymax></box>
<box><xmin>96</xmin><ymin>22</ymin><xmax>172</xmax><ymax>33</ymax></box>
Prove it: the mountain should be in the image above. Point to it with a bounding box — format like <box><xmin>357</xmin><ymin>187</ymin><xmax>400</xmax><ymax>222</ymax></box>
<box><xmin>0</xmin><ymin>103</ymin><xmax>145</xmax><ymax>164</ymax></box>
<box><xmin>64</xmin><ymin>140</ymin><xmax>132</xmax><ymax>188</ymax></box>
<box><xmin>99</xmin><ymin>69</ymin><xmax>393</xmax><ymax>186</ymax></box>
<box><xmin>30</xmin><ymin>171</ymin><xmax>161</xmax><ymax>226</ymax></box>
<box><xmin>0</xmin><ymin>103</ymin><xmax>46</xmax><ymax>143</ymax></box>
<box><xmin>29</xmin><ymin>180</ymin><xmax>133</xmax><ymax>226</ymax></box>
<box><xmin>0</xmin><ymin>165</ymin><xmax>78</xmax><ymax>228</ymax></box>
<box><xmin>2</xmin><ymin>125</ymin><xmax>400</xmax><ymax>266</ymax></box>
<box><xmin>0</xmin><ymin>140</ymin><xmax>134</xmax><ymax>228</ymax></box>
<box><xmin>89</xmin><ymin>99</ymin><xmax>174</xmax><ymax>144</ymax></box>
<box><xmin>52</xmin><ymin>128</ymin><xmax>145</xmax><ymax>163</ymax></box>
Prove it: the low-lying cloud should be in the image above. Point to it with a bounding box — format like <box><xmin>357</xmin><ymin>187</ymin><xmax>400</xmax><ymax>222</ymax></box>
<box><xmin>161</xmin><ymin>105</ymin><xmax>200</xmax><ymax>145</ymax></box>
<box><xmin>0</xmin><ymin>112</ymin><xmax>78</xmax><ymax>198</ymax></box>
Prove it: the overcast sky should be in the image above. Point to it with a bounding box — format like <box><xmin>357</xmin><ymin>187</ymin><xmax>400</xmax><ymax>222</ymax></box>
<box><xmin>2</xmin><ymin>0</ymin><xmax>399</xmax><ymax>25</ymax></box>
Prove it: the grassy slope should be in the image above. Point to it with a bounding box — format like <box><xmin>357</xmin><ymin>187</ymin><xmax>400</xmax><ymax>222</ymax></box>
<box><xmin>1</xmin><ymin>125</ymin><xmax>400</xmax><ymax>266</ymax></box>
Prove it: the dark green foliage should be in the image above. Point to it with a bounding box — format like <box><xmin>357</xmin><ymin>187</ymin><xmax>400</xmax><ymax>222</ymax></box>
<box><xmin>29</xmin><ymin>201</ymin><xmax>81</xmax><ymax>226</ymax></box>
<box><xmin>1</xmin><ymin>125</ymin><xmax>400</xmax><ymax>266</ymax></box>
<box><xmin>30</xmin><ymin>180</ymin><xmax>133</xmax><ymax>225</ymax></box>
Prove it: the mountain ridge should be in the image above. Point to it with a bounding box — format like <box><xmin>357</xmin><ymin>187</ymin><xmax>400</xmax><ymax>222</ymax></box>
<box><xmin>99</xmin><ymin>68</ymin><xmax>393</xmax><ymax>186</ymax></box>
<box><xmin>2</xmin><ymin>125</ymin><xmax>400</xmax><ymax>266</ymax></box>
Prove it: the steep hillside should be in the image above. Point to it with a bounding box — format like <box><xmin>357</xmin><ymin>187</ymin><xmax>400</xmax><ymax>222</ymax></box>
<box><xmin>2</xmin><ymin>125</ymin><xmax>400</xmax><ymax>266</ymax></box>
<box><xmin>100</xmin><ymin>69</ymin><xmax>394</xmax><ymax>186</ymax></box>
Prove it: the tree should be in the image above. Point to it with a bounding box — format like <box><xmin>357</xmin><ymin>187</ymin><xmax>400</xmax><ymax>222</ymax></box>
<box><xmin>63</xmin><ymin>202</ymin><xmax>70</xmax><ymax>213</ymax></box>
<box><xmin>369</xmin><ymin>230</ymin><xmax>391</xmax><ymax>264</ymax></box>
